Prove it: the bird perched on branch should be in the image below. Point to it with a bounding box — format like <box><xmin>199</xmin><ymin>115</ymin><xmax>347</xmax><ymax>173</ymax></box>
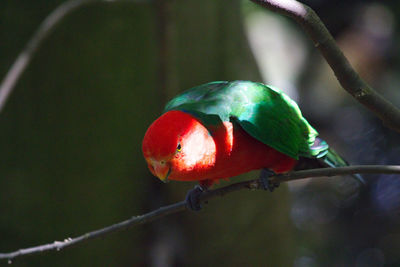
<box><xmin>142</xmin><ymin>81</ymin><xmax>364</xmax><ymax>210</ymax></box>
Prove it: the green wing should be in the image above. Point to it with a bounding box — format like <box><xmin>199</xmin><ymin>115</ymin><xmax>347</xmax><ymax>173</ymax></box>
<box><xmin>164</xmin><ymin>81</ymin><xmax>326</xmax><ymax>159</ymax></box>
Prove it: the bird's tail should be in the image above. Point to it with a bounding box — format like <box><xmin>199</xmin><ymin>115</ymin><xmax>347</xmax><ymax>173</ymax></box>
<box><xmin>319</xmin><ymin>146</ymin><xmax>366</xmax><ymax>186</ymax></box>
<box><xmin>295</xmin><ymin>138</ymin><xmax>366</xmax><ymax>186</ymax></box>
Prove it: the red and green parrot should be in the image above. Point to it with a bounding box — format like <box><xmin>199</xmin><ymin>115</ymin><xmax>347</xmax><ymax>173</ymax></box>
<box><xmin>142</xmin><ymin>81</ymin><xmax>363</xmax><ymax>210</ymax></box>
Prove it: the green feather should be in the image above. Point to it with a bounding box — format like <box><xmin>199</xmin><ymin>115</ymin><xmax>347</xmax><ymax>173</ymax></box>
<box><xmin>164</xmin><ymin>81</ymin><xmax>326</xmax><ymax>160</ymax></box>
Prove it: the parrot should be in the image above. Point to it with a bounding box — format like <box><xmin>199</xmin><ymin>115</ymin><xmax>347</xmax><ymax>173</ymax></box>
<box><xmin>142</xmin><ymin>81</ymin><xmax>364</xmax><ymax>210</ymax></box>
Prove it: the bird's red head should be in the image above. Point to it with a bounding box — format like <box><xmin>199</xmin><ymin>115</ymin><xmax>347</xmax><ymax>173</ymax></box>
<box><xmin>142</xmin><ymin>110</ymin><xmax>216</xmax><ymax>182</ymax></box>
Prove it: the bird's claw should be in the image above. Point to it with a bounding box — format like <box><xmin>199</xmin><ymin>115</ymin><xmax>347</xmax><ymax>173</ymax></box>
<box><xmin>259</xmin><ymin>169</ymin><xmax>279</xmax><ymax>192</ymax></box>
<box><xmin>185</xmin><ymin>185</ymin><xmax>205</xmax><ymax>211</ymax></box>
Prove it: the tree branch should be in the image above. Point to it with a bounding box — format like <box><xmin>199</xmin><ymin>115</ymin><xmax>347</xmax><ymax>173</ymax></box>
<box><xmin>250</xmin><ymin>0</ymin><xmax>400</xmax><ymax>132</ymax></box>
<box><xmin>0</xmin><ymin>0</ymin><xmax>150</xmax><ymax>114</ymax></box>
<box><xmin>1</xmin><ymin>165</ymin><xmax>399</xmax><ymax>262</ymax></box>
<box><xmin>2</xmin><ymin>0</ymin><xmax>400</xmax><ymax>263</ymax></box>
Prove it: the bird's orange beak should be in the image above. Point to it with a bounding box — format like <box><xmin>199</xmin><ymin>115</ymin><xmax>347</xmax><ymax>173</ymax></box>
<box><xmin>146</xmin><ymin>158</ymin><xmax>171</xmax><ymax>183</ymax></box>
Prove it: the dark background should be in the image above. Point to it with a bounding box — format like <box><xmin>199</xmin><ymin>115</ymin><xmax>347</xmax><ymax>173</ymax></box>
<box><xmin>1</xmin><ymin>0</ymin><xmax>400</xmax><ymax>266</ymax></box>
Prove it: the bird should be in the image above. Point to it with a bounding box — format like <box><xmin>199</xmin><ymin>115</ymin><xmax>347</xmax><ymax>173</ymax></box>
<box><xmin>142</xmin><ymin>81</ymin><xmax>364</xmax><ymax>210</ymax></box>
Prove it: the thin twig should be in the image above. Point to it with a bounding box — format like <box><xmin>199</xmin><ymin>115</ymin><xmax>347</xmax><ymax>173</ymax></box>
<box><xmin>1</xmin><ymin>165</ymin><xmax>399</xmax><ymax>262</ymax></box>
<box><xmin>250</xmin><ymin>0</ymin><xmax>400</xmax><ymax>132</ymax></box>
<box><xmin>0</xmin><ymin>0</ymin><xmax>150</xmax><ymax>114</ymax></box>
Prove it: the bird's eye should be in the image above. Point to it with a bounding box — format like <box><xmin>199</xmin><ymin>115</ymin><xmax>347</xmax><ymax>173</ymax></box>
<box><xmin>176</xmin><ymin>143</ymin><xmax>182</xmax><ymax>152</ymax></box>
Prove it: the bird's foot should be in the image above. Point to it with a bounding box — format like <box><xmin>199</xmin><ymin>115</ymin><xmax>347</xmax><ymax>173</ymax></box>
<box><xmin>185</xmin><ymin>185</ymin><xmax>206</xmax><ymax>211</ymax></box>
<box><xmin>259</xmin><ymin>169</ymin><xmax>279</xmax><ymax>192</ymax></box>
